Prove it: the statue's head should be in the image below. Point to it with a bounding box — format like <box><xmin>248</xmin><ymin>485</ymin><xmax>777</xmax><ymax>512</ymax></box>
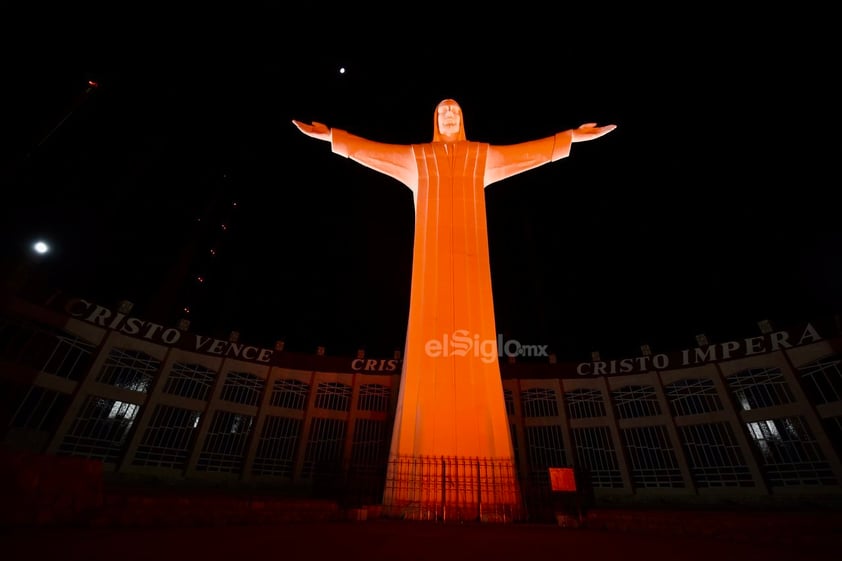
<box><xmin>433</xmin><ymin>99</ymin><xmax>466</xmax><ymax>142</ymax></box>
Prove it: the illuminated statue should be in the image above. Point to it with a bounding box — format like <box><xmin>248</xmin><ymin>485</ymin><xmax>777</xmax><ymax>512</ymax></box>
<box><xmin>293</xmin><ymin>100</ymin><xmax>615</xmax><ymax>520</ymax></box>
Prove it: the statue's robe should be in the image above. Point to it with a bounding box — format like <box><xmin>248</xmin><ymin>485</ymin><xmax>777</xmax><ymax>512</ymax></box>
<box><xmin>330</xmin><ymin>126</ymin><xmax>572</xmax><ymax>517</ymax></box>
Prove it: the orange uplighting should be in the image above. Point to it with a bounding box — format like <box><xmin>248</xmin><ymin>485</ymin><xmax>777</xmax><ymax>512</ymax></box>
<box><xmin>293</xmin><ymin>100</ymin><xmax>615</xmax><ymax>519</ymax></box>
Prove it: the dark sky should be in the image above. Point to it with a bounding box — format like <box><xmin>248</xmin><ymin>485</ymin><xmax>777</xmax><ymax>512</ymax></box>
<box><xmin>2</xmin><ymin>9</ymin><xmax>841</xmax><ymax>362</ymax></box>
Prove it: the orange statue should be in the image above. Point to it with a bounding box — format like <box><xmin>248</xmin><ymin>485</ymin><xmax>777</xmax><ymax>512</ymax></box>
<box><xmin>293</xmin><ymin>99</ymin><xmax>615</xmax><ymax>520</ymax></box>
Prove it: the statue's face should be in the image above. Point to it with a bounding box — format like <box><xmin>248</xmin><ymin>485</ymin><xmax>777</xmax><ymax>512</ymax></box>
<box><xmin>437</xmin><ymin>101</ymin><xmax>462</xmax><ymax>139</ymax></box>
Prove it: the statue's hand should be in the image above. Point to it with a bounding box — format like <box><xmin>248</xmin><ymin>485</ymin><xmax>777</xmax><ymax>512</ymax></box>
<box><xmin>292</xmin><ymin>120</ymin><xmax>331</xmax><ymax>141</ymax></box>
<box><xmin>571</xmin><ymin>123</ymin><xmax>617</xmax><ymax>143</ymax></box>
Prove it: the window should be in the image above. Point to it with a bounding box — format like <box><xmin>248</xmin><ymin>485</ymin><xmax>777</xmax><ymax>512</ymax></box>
<box><xmin>525</xmin><ymin>425</ymin><xmax>567</xmax><ymax>479</ymax></box>
<box><xmin>132</xmin><ymin>404</ymin><xmax>200</xmax><ymax>469</ymax></box>
<box><xmin>726</xmin><ymin>368</ymin><xmax>794</xmax><ymax>410</ymax></box>
<box><xmin>219</xmin><ymin>371</ymin><xmax>265</xmax><ymax>406</ymax></box>
<box><xmin>163</xmin><ymin>362</ymin><xmax>217</xmax><ymax>401</ymax></box>
<box><xmin>357</xmin><ymin>384</ymin><xmax>390</xmax><ymax>412</ymax></box>
<box><xmin>521</xmin><ymin>388</ymin><xmax>559</xmax><ymax>417</ymax></box>
<box><xmin>504</xmin><ymin>389</ymin><xmax>516</xmax><ymax>415</ymax></box>
<box><xmin>58</xmin><ymin>395</ymin><xmax>140</xmax><ymax>463</ymax></box>
<box><xmin>314</xmin><ymin>382</ymin><xmax>352</xmax><ymax>411</ymax></box>
<box><xmin>301</xmin><ymin>417</ymin><xmax>346</xmax><ymax>478</ymax></box>
<box><xmin>10</xmin><ymin>385</ymin><xmax>72</xmax><ymax>434</ymax></box>
<box><xmin>269</xmin><ymin>378</ymin><xmax>310</xmax><ymax>410</ymax></box>
<box><xmin>664</xmin><ymin>378</ymin><xmax>723</xmax><ymax>416</ymax></box>
<box><xmin>612</xmin><ymin>385</ymin><xmax>661</xmax><ymax>419</ymax></box>
<box><xmin>0</xmin><ymin>320</ymin><xmax>95</xmax><ymax>381</ymax></box>
<box><xmin>746</xmin><ymin>417</ymin><xmax>836</xmax><ymax>486</ymax></box>
<box><xmin>350</xmin><ymin>418</ymin><xmax>389</xmax><ymax>468</ymax></box>
<box><xmin>798</xmin><ymin>356</ymin><xmax>842</xmax><ymax>405</ymax></box>
<box><xmin>96</xmin><ymin>348</ymin><xmax>160</xmax><ymax>393</ymax></box>
<box><xmin>571</xmin><ymin>426</ymin><xmax>623</xmax><ymax>488</ymax></box>
<box><xmin>678</xmin><ymin>422</ymin><xmax>753</xmax><ymax>487</ymax></box>
<box><xmin>565</xmin><ymin>388</ymin><xmax>606</xmax><ymax>419</ymax></box>
<box><xmin>621</xmin><ymin>425</ymin><xmax>684</xmax><ymax>488</ymax></box>
<box><xmin>195</xmin><ymin>410</ymin><xmax>254</xmax><ymax>473</ymax></box>
<box><xmin>252</xmin><ymin>415</ymin><xmax>302</xmax><ymax>477</ymax></box>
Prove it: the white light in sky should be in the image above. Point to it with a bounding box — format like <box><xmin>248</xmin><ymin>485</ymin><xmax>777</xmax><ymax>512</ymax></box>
<box><xmin>33</xmin><ymin>241</ymin><xmax>49</xmax><ymax>254</ymax></box>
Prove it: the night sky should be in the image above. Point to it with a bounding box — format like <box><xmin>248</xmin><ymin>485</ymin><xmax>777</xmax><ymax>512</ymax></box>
<box><xmin>2</xmin><ymin>9</ymin><xmax>840</xmax><ymax>363</ymax></box>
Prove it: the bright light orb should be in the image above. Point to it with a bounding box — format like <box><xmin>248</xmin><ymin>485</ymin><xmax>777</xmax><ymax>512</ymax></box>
<box><xmin>339</xmin><ymin>67</ymin><xmax>346</xmax><ymax>74</ymax></box>
<box><xmin>32</xmin><ymin>241</ymin><xmax>50</xmax><ymax>254</ymax></box>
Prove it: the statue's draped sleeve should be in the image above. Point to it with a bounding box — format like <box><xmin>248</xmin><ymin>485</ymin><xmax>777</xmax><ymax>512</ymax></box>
<box><xmin>483</xmin><ymin>130</ymin><xmax>573</xmax><ymax>187</ymax></box>
<box><xmin>330</xmin><ymin>127</ymin><xmax>573</xmax><ymax>193</ymax></box>
<box><xmin>331</xmin><ymin>128</ymin><xmax>418</xmax><ymax>189</ymax></box>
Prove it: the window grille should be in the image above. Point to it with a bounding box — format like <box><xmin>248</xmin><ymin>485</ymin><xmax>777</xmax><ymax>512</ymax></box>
<box><xmin>664</xmin><ymin>378</ymin><xmax>723</xmax><ymax>416</ymax></box>
<box><xmin>10</xmin><ymin>385</ymin><xmax>72</xmax><ymax>433</ymax></box>
<box><xmin>57</xmin><ymin>395</ymin><xmax>140</xmax><ymax>463</ymax></box>
<box><xmin>621</xmin><ymin>425</ymin><xmax>684</xmax><ymax>488</ymax></box>
<box><xmin>822</xmin><ymin>415</ymin><xmax>842</xmax><ymax>459</ymax></box>
<box><xmin>571</xmin><ymin>426</ymin><xmax>623</xmax><ymax>487</ymax></box>
<box><xmin>678</xmin><ymin>422</ymin><xmax>754</xmax><ymax>487</ymax></box>
<box><xmin>252</xmin><ymin>415</ymin><xmax>302</xmax><ymax>477</ymax></box>
<box><xmin>219</xmin><ymin>371</ymin><xmax>265</xmax><ymax>406</ymax></box>
<box><xmin>798</xmin><ymin>356</ymin><xmax>842</xmax><ymax>405</ymax></box>
<box><xmin>132</xmin><ymin>404</ymin><xmax>200</xmax><ymax>469</ymax></box>
<box><xmin>504</xmin><ymin>389</ymin><xmax>516</xmax><ymax>415</ymax></box>
<box><xmin>350</xmin><ymin>418</ymin><xmax>389</xmax><ymax>468</ymax></box>
<box><xmin>300</xmin><ymin>417</ymin><xmax>346</xmax><ymax>478</ymax></box>
<box><xmin>524</xmin><ymin>424</ymin><xmax>567</xmax><ymax>479</ymax></box>
<box><xmin>510</xmin><ymin>423</ymin><xmax>520</xmax><ymax>476</ymax></box>
<box><xmin>195</xmin><ymin>410</ymin><xmax>254</xmax><ymax>473</ymax></box>
<box><xmin>0</xmin><ymin>320</ymin><xmax>95</xmax><ymax>381</ymax></box>
<box><xmin>43</xmin><ymin>333</ymin><xmax>96</xmax><ymax>380</ymax></box>
<box><xmin>746</xmin><ymin>416</ymin><xmax>837</xmax><ymax>486</ymax></box>
<box><xmin>314</xmin><ymin>382</ymin><xmax>352</xmax><ymax>411</ymax></box>
<box><xmin>612</xmin><ymin>385</ymin><xmax>661</xmax><ymax>419</ymax></box>
<box><xmin>521</xmin><ymin>388</ymin><xmax>559</xmax><ymax>417</ymax></box>
<box><xmin>96</xmin><ymin>348</ymin><xmax>160</xmax><ymax>393</ymax></box>
<box><xmin>163</xmin><ymin>362</ymin><xmax>217</xmax><ymax>401</ymax></box>
<box><xmin>357</xmin><ymin>383</ymin><xmax>390</xmax><ymax>412</ymax></box>
<box><xmin>726</xmin><ymin>368</ymin><xmax>794</xmax><ymax>411</ymax></box>
<box><xmin>269</xmin><ymin>378</ymin><xmax>310</xmax><ymax>410</ymax></box>
<box><xmin>565</xmin><ymin>388</ymin><xmax>607</xmax><ymax>419</ymax></box>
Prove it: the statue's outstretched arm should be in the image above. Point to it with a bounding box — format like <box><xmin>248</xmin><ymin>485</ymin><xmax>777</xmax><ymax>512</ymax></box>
<box><xmin>571</xmin><ymin>123</ymin><xmax>617</xmax><ymax>143</ymax></box>
<box><xmin>292</xmin><ymin>120</ymin><xmax>418</xmax><ymax>190</ymax></box>
<box><xmin>484</xmin><ymin>122</ymin><xmax>617</xmax><ymax>186</ymax></box>
<box><xmin>292</xmin><ymin>120</ymin><xmax>331</xmax><ymax>142</ymax></box>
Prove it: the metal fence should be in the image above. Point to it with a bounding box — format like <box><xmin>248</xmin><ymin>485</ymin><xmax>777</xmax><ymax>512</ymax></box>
<box><xmin>380</xmin><ymin>455</ymin><xmax>524</xmax><ymax>522</ymax></box>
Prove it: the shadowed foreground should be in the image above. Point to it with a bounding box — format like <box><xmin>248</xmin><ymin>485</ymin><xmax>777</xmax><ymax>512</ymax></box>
<box><xmin>2</xmin><ymin>518</ymin><xmax>839</xmax><ymax>561</ymax></box>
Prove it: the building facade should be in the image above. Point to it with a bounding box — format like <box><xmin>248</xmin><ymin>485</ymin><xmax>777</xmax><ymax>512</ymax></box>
<box><xmin>2</xmin><ymin>293</ymin><xmax>841</xmax><ymax>521</ymax></box>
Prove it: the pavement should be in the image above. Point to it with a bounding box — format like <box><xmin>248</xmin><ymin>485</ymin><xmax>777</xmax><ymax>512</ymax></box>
<box><xmin>2</xmin><ymin>518</ymin><xmax>839</xmax><ymax>561</ymax></box>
